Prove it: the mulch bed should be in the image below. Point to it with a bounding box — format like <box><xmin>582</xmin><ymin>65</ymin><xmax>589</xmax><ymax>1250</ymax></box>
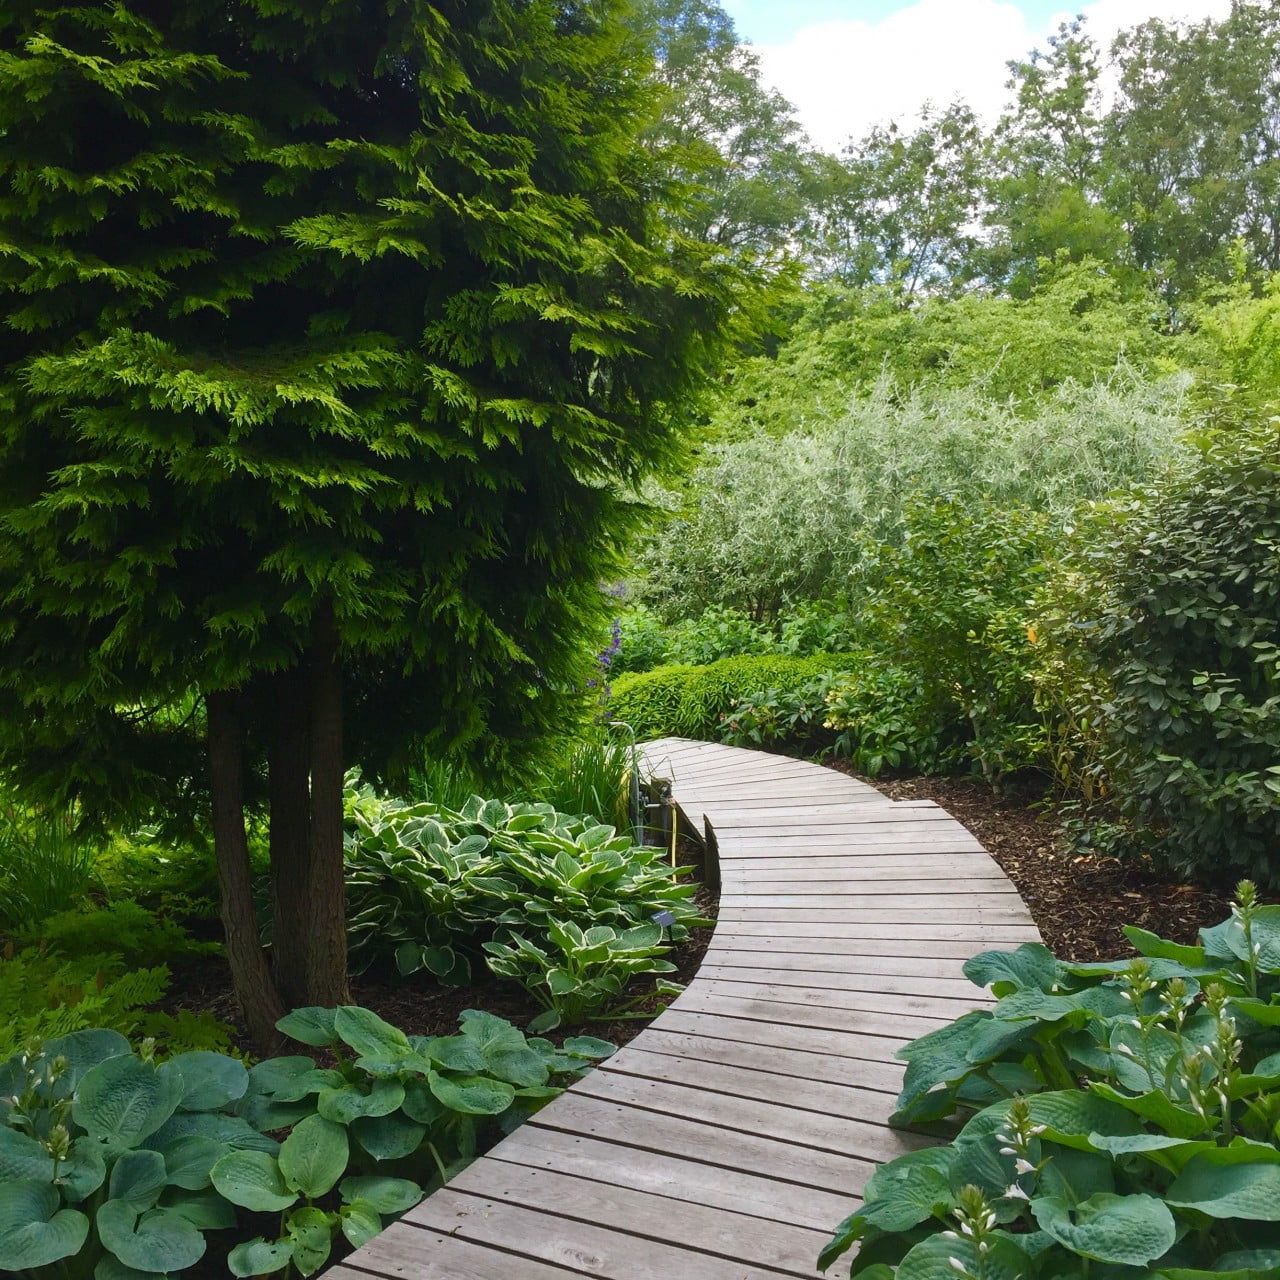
<box><xmin>826</xmin><ymin>762</ymin><xmax>1243</xmax><ymax>962</ymax></box>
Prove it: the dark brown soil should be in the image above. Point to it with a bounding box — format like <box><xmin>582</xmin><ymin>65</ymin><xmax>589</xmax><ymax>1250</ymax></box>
<box><xmin>827</xmin><ymin>764</ymin><xmax>1244</xmax><ymax>962</ymax></box>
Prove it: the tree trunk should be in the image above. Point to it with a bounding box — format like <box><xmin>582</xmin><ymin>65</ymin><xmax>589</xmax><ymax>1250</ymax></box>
<box><xmin>303</xmin><ymin>600</ymin><xmax>351</xmax><ymax>1006</ymax></box>
<box><xmin>207</xmin><ymin>689</ymin><xmax>286</xmax><ymax>1054</ymax></box>
<box><xmin>268</xmin><ymin>665</ymin><xmax>314</xmax><ymax>1010</ymax></box>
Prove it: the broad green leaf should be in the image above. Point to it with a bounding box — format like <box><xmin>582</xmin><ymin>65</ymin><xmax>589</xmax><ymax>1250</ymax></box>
<box><xmin>423</xmin><ymin>1035</ymin><xmax>487</xmax><ymax>1074</ymax></box>
<box><xmin>483</xmin><ymin>1047</ymin><xmax>550</xmax><ymax>1088</ymax></box>
<box><xmin>210</xmin><ymin>1150</ymin><xmax>296</xmax><ymax>1212</ymax></box>
<box><xmin>340</xmin><ymin>1199</ymin><xmax>382</xmax><ymax>1249</ymax></box>
<box><xmin>1088</xmin><ymin>1083</ymin><xmax>1206</xmax><ymax>1139</ymax></box>
<box><xmin>1166</xmin><ymin>1154</ymin><xmax>1280</xmax><ymax>1219</ymax></box>
<box><xmin>1229</xmin><ymin>998</ymin><xmax>1280</xmax><ymax>1026</ymax></box>
<box><xmin>429</xmin><ymin>1070</ymin><xmax>516</xmax><ymax>1116</ymax></box>
<box><xmin>160</xmin><ymin>1136</ymin><xmax>230</xmax><ymax>1191</ymax></box>
<box><xmin>147</xmin><ymin>1111</ymin><xmax>278</xmax><ymax>1154</ymax></box>
<box><xmin>61</xmin><ymin>1138</ymin><xmax>108</xmax><ymax>1202</ymax></box>
<box><xmin>228</xmin><ymin>1237</ymin><xmax>293</xmax><ymax>1277</ymax></box>
<box><xmin>247</xmin><ymin>1056</ymin><xmax>317</xmax><ymax>1096</ymax></box>
<box><xmin>74</xmin><ymin>1055</ymin><xmax>184</xmax><ymax>1149</ymax></box>
<box><xmin>286</xmin><ymin>1205</ymin><xmax>333</xmax><ymax>1276</ymax></box>
<box><xmin>161</xmin><ymin>1052</ymin><xmax>248</xmax><ymax>1112</ymax></box>
<box><xmin>963</xmin><ymin>943</ymin><xmax>1059</xmax><ymax>995</ymax></box>
<box><xmin>459</xmin><ymin>1008</ymin><xmax>529</xmax><ymax>1055</ymax></box>
<box><xmin>1027</xmin><ymin>1090</ymin><xmax>1142</xmax><ymax>1149</ymax></box>
<box><xmin>333</xmin><ymin>1006</ymin><xmax>413</xmax><ymax>1072</ymax></box>
<box><xmin>894</xmin><ymin>1230</ymin><xmax>1032</xmax><ymax>1280</ymax></box>
<box><xmin>0</xmin><ymin>1125</ymin><xmax>56</xmax><ymax>1181</ymax></box>
<box><xmin>561</xmin><ymin>1036</ymin><xmax>616</xmax><ymax>1060</ymax></box>
<box><xmin>317</xmin><ymin>1078</ymin><xmax>405</xmax><ymax>1124</ymax></box>
<box><xmin>278</xmin><ymin>1115</ymin><xmax>348</xmax><ymax>1199</ymax></box>
<box><xmin>339</xmin><ymin>1176</ymin><xmax>423</xmax><ymax>1214</ymax></box>
<box><xmin>0</xmin><ymin>1181</ymin><xmax>89</xmax><ymax>1270</ymax></box>
<box><xmin>276</xmin><ymin>1008</ymin><xmax>338</xmax><ymax>1048</ymax></box>
<box><xmin>94</xmin><ymin>1257</ymin><xmax>169</xmax><ymax>1280</ymax></box>
<box><xmin>1122</xmin><ymin>926</ymin><xmax>1207</xmax><ymax>967</ymax></box>
<box><xmin>95</xmin><ymin>1200</ymin><xmax>206</xmax><ymax>1274</ymax></box>
<box><xmin>162</xmin><ymin>1188</ymin><xmax>237</xmax><ymax>1230</ymax></box>
<box><xmin>1032</xmin><ymin>1192</ymin><xmax>1176</xmax><ymax>1265</ymax></box>
<box><xmin>108</xmin><ymin>1150</ymin><xmax>167</xmax><ymax>1210</ymax></box>
<box><xmin>350</xmin><ymin>1112</ymin><xmax>426</xmax><ymax>1161</ymax></box>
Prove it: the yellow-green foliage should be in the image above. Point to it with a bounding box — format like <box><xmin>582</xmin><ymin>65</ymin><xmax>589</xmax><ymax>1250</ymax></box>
<box><xmin>610</xmin><ymin>652</ymin><xmax>860</xmax><ymax>740</ymax></box>
<box><xmin>0</xmin><ymin>947</ymin><xmax>232</xmax><ymax>1060</ymax></box>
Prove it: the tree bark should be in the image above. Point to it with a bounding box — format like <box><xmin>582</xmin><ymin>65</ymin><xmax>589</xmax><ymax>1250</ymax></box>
<box><xmin>304</xmin><ymin>600</ymin><xmax>351</xmax><ymax>1006</ymax></box>
<box><xmin>207</xmin><ymin>689</ymin><xmax>286</xmax><ymax>1054</ymax></box>
<box><xmin>268</xmin><ymin>665</ymin><xmax>314</xmax><ymax>1009</ymax></box>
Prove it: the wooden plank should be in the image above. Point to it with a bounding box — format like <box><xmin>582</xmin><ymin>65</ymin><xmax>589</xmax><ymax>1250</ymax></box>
<box><xmin>712</xmin><ymin>927</ymin><xmax>1036</xmax><ymax>951</ymax></box>
<box><xmin>408</xmin><ymin>1192</ymin><xmax>797</xmax><ymax>1280</ymax></box>
<box><xmin>334</xmin><ymin>1227</ymin><xmax>585</xmax><ymax>1279</ymax></box>
<box><xmin>723</xmin><ymin>832</ymin><xmax>984</xmax><ymax>849</ymax></box>
<box><xmin>716</xmin><ymin>906</ymin><xmax>1035</xmax><ymax>925</ymax></box>
<box><xmin>691</xmin><ymin>978</ymin><xmax>980</xmax><ymax>1021</ymax></box>
<box><xmin>632</xmin><ymin>1026</ymin><xmax>905</xmax><ymax>1095</ymax></box>
<box><xmin>648</xmin><ymin>1008</ymin><xmax>912</xmax><ymax>1084</ymax></box>
<box><xmin>713</xmin><ymin>810</ymin><xmax>957</xmax><ymax>828</ymax></box>
<box><xmin>602</xmin><ymin>1045</ymin><xmax>903</xmax><ymax>1127</ymax></box>
<box><xmin>700</xmin><ymin>945</ymin><xmax>975</xmax><ymax>978</ymax></box>
<box><xmin>572</xmin><ymin>1067</ymin><xmax>930</xmax><ymax>1163</ymax></box>
<box><xmin>670</xmin><ymin>988</ymin><xmax>942</xmax><ymax>1039</ymax></box>
<box><xmin>528</xmin><ymin>1088</ymin><xmax>878</xmax><ymax>1197</ymax></box>
<box><xmin>488</xmin><ymin>1125</ymin><xmax>856</xmax><ymax>1232</ymax></box>
<box><xmin>446</xmin><ymin>1158</ymin><xmax>830</xmax><ymax>1279</ymax></box>
<box><xmin>719</xmin><ymin>886</ymin><xmax>1021</xmax><ymax>903</ymax></box>
<box><xmin>728</xmin><ymin>856</ymin><xmax>1002</xmax><ymax>878</ymax></box>
<box><xmin>698</xmin><ymin>961</ymin><xmax>980</xmax><ymax>998</ymax></box>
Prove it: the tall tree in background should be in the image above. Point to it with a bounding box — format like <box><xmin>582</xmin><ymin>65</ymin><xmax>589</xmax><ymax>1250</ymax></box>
<box><xmin>1106</xmin><ymin>2</ymin><xmax>1280</xmax><ymax>306</ymax></box>
<box><xmin>808</xmin><ymin>102</ymin><xmax>989</xmax><ymax>296</ymax></box>
<box><xmin>0</xmin><ymin>0</ymin><xmax>739</xmax><ymax>1049</ymax></box>
<box><xmin>637</xmin><ymin>0</ymin><xmax>826</xmax><ymax>266</ymax></box>
<box><xmin>983</xmin><ymin>18</ymin><xmax>1128</xmax><ymax>296</ymax></box>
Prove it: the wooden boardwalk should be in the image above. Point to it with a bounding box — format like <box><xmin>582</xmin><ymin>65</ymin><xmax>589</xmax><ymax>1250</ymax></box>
<box><xmin>329</xmin><ymin>737</ymin><xmax>1040</xmax><ymax>1280</ymax></box>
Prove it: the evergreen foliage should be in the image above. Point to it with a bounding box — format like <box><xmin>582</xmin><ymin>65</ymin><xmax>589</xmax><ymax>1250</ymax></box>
<box><xmin>0</xmin><ymin>1</ymin><xmax>741</xmax><ymax>1043</ymax></box>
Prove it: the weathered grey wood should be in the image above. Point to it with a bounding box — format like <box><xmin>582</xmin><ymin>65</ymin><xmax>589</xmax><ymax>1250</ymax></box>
<box><xmin>333</xmin><ymin>736</ymin><xmax>1039</xmax><ymax>1279</ymax></box>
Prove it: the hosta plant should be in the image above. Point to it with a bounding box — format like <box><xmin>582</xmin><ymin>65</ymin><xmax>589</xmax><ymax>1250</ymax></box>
<box><xmin>344</xmin><ymin>788</ymin><xmax>704</xmax><ymax>993</ymax></box>
<box><xmin>484</xmin><ymin>920</ymin><xmax>681</xmax><ymax>1031</ymax></box>
<box><xmin>820</xmin><ymin>882</ymin><xmax>1280</xmax><ymax>1278</ymax></box>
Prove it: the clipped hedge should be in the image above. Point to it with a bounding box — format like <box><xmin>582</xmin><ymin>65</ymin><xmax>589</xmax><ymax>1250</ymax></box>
<box><xmin>608</xmin><ymin>652</ymin><xmax>862</xmax><ymax>741</ymax></box>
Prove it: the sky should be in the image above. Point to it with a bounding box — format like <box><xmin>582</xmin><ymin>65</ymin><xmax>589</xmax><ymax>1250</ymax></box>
<box><xmin>718</xmin><ymin>0</ymin><xmax>1234</xmax><ymax>152</ymax></box>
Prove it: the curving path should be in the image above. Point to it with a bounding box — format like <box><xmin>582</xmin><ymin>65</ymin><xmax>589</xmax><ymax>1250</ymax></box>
<box><xmin>328</xmin><ymin>738</ymin><xmax>1040</xmax><ymax>1280</ymax></box>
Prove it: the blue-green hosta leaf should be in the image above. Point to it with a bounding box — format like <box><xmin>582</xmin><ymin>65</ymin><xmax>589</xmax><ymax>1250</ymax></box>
<box><xmin>1122</xmin><ymin>926</ymin><xmax>1208</xmax><ymax>967</ymax></box>
<box><xmin>428</xmin><ymin>1070</ymin><xmax>516</xmax><ymax>1116</ymax></box>
<box><xmin>350</xmin><ymin>1112</ymin><xmax>426</xmax><ymax>1161</ymax></box>
<box><xmin>74</xmin><ymin>1055</ymin><xmax>185</xmax><ymax>1150</ymax></box>
<box><xmin>340</xmin><ymin>1199</ymin><xmax>382</xmax><ymax>1249</ymax></box>
<box><xmin>160</xmin><ymin>1052</ymin><xmax>248</xmax><ymax>1112</ymax></box>
<box><xmin>400</xmin><ymin>1079</ymin><xmax>445</xmax><ymax>1126</ymax></box>
<box><xmin>963</xmin><ymin>943</ymin><xmax>1060</xmax><ymax>995</ymax></box>
<box><xmin>278</xmin><ymin>1115</ymin><xmax>348</xmax><ymax>1199</ymax></box>
<box><xmin>146</xmin><ymin>1111</ymin><xmax>278</xmax><ymax>1154</ymax></box>
<box><xmin>286</xmin><ymin>1205</ymin><xmax>333</xmax><ymax>1276</ymax></box>
<box><xmin>95</xmin><ymin>1199</ymin><xmax>206</xmax><ymax>1274</ymax></box>
<box><xmin>561</xmin><ymin>1036</ymin><xmax>616</xmax><ymax>1060</ymax></box>
<box><xmin>228</xmin><ymin>1237</ymin><xmax>293</xmax><ymax>1277</ymax></box>
<box><xmin>894</xmin><ymin>1230</ymin><xmax>1033</xmax><ymax>1280</ymax></box>
<box><xmin>36</xmin><ymin>1030</ymin><xmax>131</xmax><ymax>1092</ymax></box>
<box><xmin>276</xmin><ymin>1008</ymin><xmax>337</xmax><ymax>1048</ymax></box>
<box><xmin>317</xmin><ymin>1078</ymin><xmax>405</xmax><ymax>1124</ymax></box>
<box><xmin>108</xmin><ymin>1150</ymin><xmax>167</xmax><ymax>1210</ymax></box>
<box><xmin>248</xmin><ymin>1056</ymin><xmax>318</xmax><ymax>1096</ymax></box>
<box><xmin>61</xmin><ymin>1138</ymin><xmax>108</xmax><ymax>1202</ymax></box>
<box><xmin>210</xmin><ymin>1150</ymin><xmax>296</xmax><ymax>1212</ymax></box>
<box><xmin>333</xmin><ymin>1006</ymin><xmax>413</xmax><ymax>1073</ymax></box>
<box><xmin>0</xmin><ymin>1125</ymin><xmax>56</xmax><ymax>1181</ymax></box>
<box><xmin>895</xmin><ymin>1011</ymin><xmax>990</xmax><ymax>1107</ymax></box>
<box><xmin>162</xmin><ymin>1188</ymin><xmax>237</xmax><ymax>1231</ymax></box>
<box><xmin>159</xmin><ymin>1136</ymin><xmax>229</xmax><ymax>1192</ymax></box>
<box><xmin>858</xmin><ymin>1160</ymin><xmax>955</xmax><ymax>1233</ymax></box>
<box><xmin>419</xmin><ymin>1034</ymin><xmax>485</xmax><ymax>1075</ymax></box>
<box><xmin>459</xmin><ymin>1008</ymin><xmax>530</xmax><ymax>1056</ymax></box>
<box><xmin>340</xmin><ymin>1176</ymin><xmax>423</xmax><ymax>1214</ymax></box>
<box><xmin>1088</xmin><ymin>1082</ymin><xmax>1206</xmax><ymax>1139</ymax></box>
<box><xmin>1027</xmin><ymin>1090</ymin><xmax>1143</xmax><ymax>1150</ymax></box>
<box><xmin>94</xmin><ymin>1255</ymin><xmax>170</xmax><ymax>1280</ymax></box>
<box><xmin>1166</xmin><ymin>1154</ymin><xmax>1280</xmax><ymax>1219</ymax></box>
<box><xmin>1229</xmin><ymin>998</ymin><xmax>1280</xmax><ymax>1027</ymax></box>
<box><xmin>0</xmin><ymin>1181</ymin><xmax>89</xmax><ymax>1270</ymax></box>
<box><xmin>1032</xmin><ymin>1192</ymin><xmax>1176</xmax><ymax>1265</ymax></box>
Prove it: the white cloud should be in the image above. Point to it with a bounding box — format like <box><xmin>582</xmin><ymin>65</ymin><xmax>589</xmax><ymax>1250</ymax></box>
<box><xmin>754</xmin><ymin>0</ymin><xmax>1232</xmax><ymax>155</ymax></box>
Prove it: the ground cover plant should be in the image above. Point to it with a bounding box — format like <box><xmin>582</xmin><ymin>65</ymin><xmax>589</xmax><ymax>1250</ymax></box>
<box><xmin>819</xmin><ymin>883</ymin><xmax>1280</xmax><ymax>1278</ymax></box>
<box><xmin>0</xmin><ymin>1007</ymin><xmax>612</xmax><ymax>1279</ymax></box>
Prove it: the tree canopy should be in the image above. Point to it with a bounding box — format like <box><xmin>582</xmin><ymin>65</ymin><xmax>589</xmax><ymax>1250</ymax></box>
<box><xmin>0</xmin><ymin>0</ymin><xmax>741</xmax><ymax>1047</ymax></box>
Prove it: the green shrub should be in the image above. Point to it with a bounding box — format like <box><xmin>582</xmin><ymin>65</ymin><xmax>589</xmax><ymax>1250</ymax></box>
<box><xmin>1040</xmin><ymin>419</ymin><xmax>1280</xmax><ymax>885</ymax></box>
<box><xmin>515</xmin><ymin>731</ymin><xmax>637</xmax><ymax>832</ymax></box>
<box><xmin>820</xmin><ymin>882</ymin><xmax>1280</xmax><ymax>1278</ymax></box>
<box><xmin>13</xmin><ymin>901</ymin><xmax>217</xmax><ymax>969</ymax></box>
<box><xmin>0</xmin><ymin>808</ymin><xmax>98</xmax><ymax>932</ymax></box>
<box><xmin>858</xmin><ymin>498</ymin><xmax>1052</xmax><ymax>784</ymax></box>
<box><xmin>666</xmin><ymin>606</ymin><xmax>775</xmax><ymax>666</ymax></box>
<box><xmin>609</xmin><ymin>603</ymin><xmax>675</xmax><ymax>676</ymax></box>
<box><xmin>0</xmin><ymin>1007</ymin><xmax>611</xmax><ymax>1279</ymax></box>
<box><xmin>610</xmin><ymin>652</ymin><xmax>861</xmax><ymax>740</ymax></box>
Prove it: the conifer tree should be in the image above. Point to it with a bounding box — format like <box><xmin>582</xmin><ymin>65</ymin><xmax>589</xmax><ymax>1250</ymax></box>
<box><xmin>0</xmin><ymin>1</ymin><xmax>737</xmax><ymax>1047</ymax></box>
